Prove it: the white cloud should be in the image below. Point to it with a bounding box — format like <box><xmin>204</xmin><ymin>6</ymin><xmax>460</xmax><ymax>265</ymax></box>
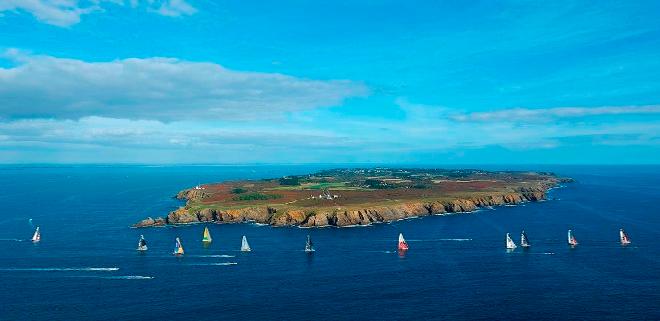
<box><xmin>0</xmin><ymin>0</ymin><xmax>196</xmax><ymax>27</ymax></box>
<box><xmin>451</xmin><ymin>105</ymin><xmax>660</xmax><ymax>122</ymax></box>
<box><xmin>359</xmin><ymin>98</ymin><xmax>660</xmax><ymax>150</ymax></box>
<box><xmin>150</xmin><ymin>0</ymin><xmax>196</xmax><ymax>17</ymax></box>
<box><xmin>0</xmin><ymin>51</ymin><xmax>368</xmax><ymax>121</ymax></box>
<box><xmin>0</xmin><ymin>116</ymin><xmax>364</xmax><ymax>163</ymax></box>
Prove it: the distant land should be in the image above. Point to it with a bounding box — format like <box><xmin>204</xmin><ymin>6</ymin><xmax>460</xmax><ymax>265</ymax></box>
<box><xmin>133</xmin><ymin>168</ymin><xmax>572</xmax><ymax>228</ymax></box>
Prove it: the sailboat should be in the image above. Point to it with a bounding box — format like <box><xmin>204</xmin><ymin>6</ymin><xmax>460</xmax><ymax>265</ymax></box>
<box><xmin>398</xmin><ymin>233</ymin><xmax>409</xmax><ymax>251</ymax></box>
<box><xmin>505</xmin><ymin>233</ymin><xmax>517</xmax><ymax>249</ymax></box>
<box><xmin>520</xmin><ymin>230</ymin><xmax>531</xmax><ymax>248</ymax></box>
<box><xmin>137</xmin><ymin>235</ymin><xmax>148</xmax><ymax>251</ymax></box>
<box><xmin>173</xmin><ymin>237</ymin><xmax>184</xmax><ymax>255</ymax></box>
<box><xmin>202</xmin><ymin>226</ymin><xmax>212</xmax><ymax>243</ymax></box>
<box><xmin>304</xmin><ymin>235</ymin><xmax>314</xmax><ymax>253</ymax></box>
<box><xmin>240</xmin><ymin>235</ymin><xmax>251</xmax><ymax>252</ymax></box>
<box><xmin>619</xmin><ymin>229</ymin><xmax>631</xmax><ymax>245</ymax></box>
<box><xmin>31</xmin><ymin>226</ymin><xmax>40</xmax><ymax>243</ymax></box>
<box><xmin>567</xmin><ymin>229</ymin><xmax>578</xmax><ymax>246</ymax></box>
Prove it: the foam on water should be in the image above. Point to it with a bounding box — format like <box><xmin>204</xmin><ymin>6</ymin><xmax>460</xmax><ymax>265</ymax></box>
<box><xmin>67</xmin><ymin>275</ymin><xmax>154</xmax><ymax>280</ymax></box>
<box><xmin>406</xmin><ymin>238</ymin><xmax>472</xmax><ymax>242</ymax></box>
<box><xmin>193</xmin><ymin>255</ymin><xmax>235</xmax><ymax>258</ymax></box>
<box><xmin>0</xmin><ymin>267</ymin><xmax>119</xmax><ymax>271</ymax></box>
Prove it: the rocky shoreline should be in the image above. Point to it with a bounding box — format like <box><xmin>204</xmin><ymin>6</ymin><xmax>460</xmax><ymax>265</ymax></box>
<box><xmin>133</xmin><ymin>183</ymin><xmax>560</xmax><ymax>228</ymax></box>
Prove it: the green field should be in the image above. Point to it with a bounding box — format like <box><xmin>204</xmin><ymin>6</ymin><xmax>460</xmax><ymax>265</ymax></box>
<box><xmin>268</xmin><ymin>181</ymin><xmax>368</xmax><ymax>191</ymax></box>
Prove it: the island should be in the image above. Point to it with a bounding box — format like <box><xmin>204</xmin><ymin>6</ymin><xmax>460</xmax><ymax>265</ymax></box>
<box><xmin>133</xmin><ymin>168</ymin><xmax>571</xmax><ymax>228</ymax></box>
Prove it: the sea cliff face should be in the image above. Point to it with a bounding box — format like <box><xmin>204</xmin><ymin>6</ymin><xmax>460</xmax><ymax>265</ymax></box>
<box><xmin>133</xmin><ymin>184</ymin><xmax>554</xmax><ymax>228</ymax></box>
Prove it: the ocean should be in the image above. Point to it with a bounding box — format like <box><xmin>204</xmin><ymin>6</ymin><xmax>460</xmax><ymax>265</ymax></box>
<box><xmin>1</xmin><ymin>165</ymin><xmax>659</xmax><ymax>320</ymax></box>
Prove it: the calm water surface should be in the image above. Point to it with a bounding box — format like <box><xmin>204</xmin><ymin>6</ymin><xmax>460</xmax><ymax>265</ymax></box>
<box><xmin>1</xmin><ymin>165</ymin><xmax>659</xmax><ymax>320</ymax></box>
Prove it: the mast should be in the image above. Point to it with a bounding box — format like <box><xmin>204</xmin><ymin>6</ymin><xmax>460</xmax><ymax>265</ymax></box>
<box><xmin>506</xmin><ymin>233</ymin><xmax>517</xmax><ymax>249</ymax></box>
<box><xmin>31</xmin><ymin>226</ymin><xmax>40</xmax><ymax>243</ymax></box>
<box><xmin>398</xmin><ymin>233</ymin><xmax>409</xmax><ymax>251</ymax></box>
<box><xmin>202</xmin><ymin>226</ymin><xmax>212</xmax><ymax>243</ymax></box>
<box><xmin>241</xmin><ymin>235</ymin><xmax>251</xmax><ymax>252</ymax></box>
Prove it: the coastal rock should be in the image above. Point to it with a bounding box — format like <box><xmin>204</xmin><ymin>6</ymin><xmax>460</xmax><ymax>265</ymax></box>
<box><xmin>271</xmin><ymin>210</ymin><xmax>306</xmax><ymax>225</ymax></box>
<box><xmin>176</xmin><ymin>189</ymin><xmax>211</xmax><ymax>201</ymax></box>
<box><xmin>133</xmin><ymin>217</ymin><xmax>155</xmax><ymax>227</ymax></box>
<box><xmin>214</xmin><ymin>207</ymin><xmax>271</xmax><ymax>223</ymax></box>
<box><xmin>167</xmin><ymin>207</ymin><xmax>199</xmax><ymax>224</ymax></box>
<box><xmin>445</xmin><ymin>199</ymin><xmax>477</xmax><ymax>212</ymax></box>
<box><xmin>153</xmin><ymin>217</ymin><xmax>167</xmax><ymax>226</ymax></box>
<box><xmin>131</xmin><ymin>216</ymin><xmax>167</xmax><ymax>227</ymax></box>
<box><xmin>197</xmin><ymin>208</ymin><xmax>215</xmax><ymax>222</ymax></box>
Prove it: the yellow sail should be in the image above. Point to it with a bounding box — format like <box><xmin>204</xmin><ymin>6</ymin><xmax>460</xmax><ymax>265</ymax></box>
<box><xmin>202</xmin><ymin>226</ymin><xmax>212</xmax><ymax>243</ymax></box>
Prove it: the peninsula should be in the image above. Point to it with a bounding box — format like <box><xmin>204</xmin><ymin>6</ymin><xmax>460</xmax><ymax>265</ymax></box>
<box><xmin>133</xmin><ymin>168</ymin><xmax>571</xmax><ymax>228</ymax></box>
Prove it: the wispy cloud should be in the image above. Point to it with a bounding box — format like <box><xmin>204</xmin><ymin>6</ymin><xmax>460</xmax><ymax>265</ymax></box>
<box><xmin>0</xmin><ymin>116</ymin><xmax>372</xmax><ymax>163</ymax></box>
<box><xmin>0</xmin><ymin>50</ymin><xmax>368</xmax><ymax>121</ymax></box>
<box><xmin>0</xmin><ymin>0</ymin><xmax>197</xmax><ymax>27</ymax></box>
<box><xmin>150</xmin><ymin>0</ymin><xmax>196</xmax><ymax>17</ymax></box>
<box><xmin>451</xmin><ymin>105</ymin><xmax>660</xmax><ymax>122</ymax></box>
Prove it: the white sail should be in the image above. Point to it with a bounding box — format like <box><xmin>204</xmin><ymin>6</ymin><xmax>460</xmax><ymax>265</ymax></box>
<box><xmin>137</xmin><ymin>235</ymin><xmax>148</xmax><ymax>251</ymax></box>
<box><xmin>305</xmin><ymin>235</ymin><xmax>314</xmax><ymax>252</ymax></box>
<box><xmin>520</xmin><ymin>230</ymin><xmax>530</xmax><ymax>247</ymax></box>
<box><xmin>620</xmin><ymin>229</ymin><xmax>631</xmax><ymax>245</ymax></box>
<box><xmin>31</xmin><ymin>227</ymin><xmax>40</xmax><ymax>243</ymax></box>
<box><xmin>241</xmin><ymin>235</ymin><xmax>251</xmax><ymax>252</ymax></box>
<box><xmin>568</xmin><ymin>229</ymin><xmax>578</xmax><ymax>246</ymax></box>
<box><xmin>506</xmin><ymin>233</ymin><xmax>517</xmax><ymax>249</ymax></box>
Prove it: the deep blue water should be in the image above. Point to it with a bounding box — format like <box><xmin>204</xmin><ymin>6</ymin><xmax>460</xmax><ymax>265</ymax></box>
<box><xmin>1</xmin><ymin>165</ymin><xmax>659</xmax><ymax>320</ymax></box>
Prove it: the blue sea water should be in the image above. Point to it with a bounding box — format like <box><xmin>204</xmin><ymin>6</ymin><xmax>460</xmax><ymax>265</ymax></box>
<box><xmin>1</xmin><ymin>165</ymin><xmax>659</xmax><ymax>320</ymax></box>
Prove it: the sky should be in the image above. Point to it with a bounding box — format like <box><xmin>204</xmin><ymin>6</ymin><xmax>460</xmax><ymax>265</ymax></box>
<box><xmin>1</xmin><ymin>0</ymin><xmax>660</xmax><ymax>164</ymax></box>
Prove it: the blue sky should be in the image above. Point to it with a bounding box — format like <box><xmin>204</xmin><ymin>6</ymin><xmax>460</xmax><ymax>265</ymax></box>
<box><xmin>1</xmin><ymin>0</ymin><xmax>659</xmax><ymax>164</ymax></box>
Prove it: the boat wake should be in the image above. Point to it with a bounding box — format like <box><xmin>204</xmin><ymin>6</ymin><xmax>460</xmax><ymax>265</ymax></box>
<box><xmin>0</xmin><ymin>238</ymin><xmax>25</xmax><ymax>242</ymax></box>
<box><xmin>0</xmin><ymin>267</ymin><xmax>119</xmax><ymax>271</ymax></box>
<box><xmin>405</xmin><ymin>238</ymin><xmax>472</xmax><ymax>242</ymax></box>
<box><xmin>366</xmin><ymin>250</ymin><xmax>396</xmax><ymax>254</ymax></box>
<box><xmin>193</xmin><ymin>255</ymin><xmax>235</xmax><ymax>258</ymax></box>
<box><xmin>67</xmin><ymin>275</ymin><xmax>154</xmax><ymax>280</ymax></box>
<box><xmin>188</xmin><ymin>262</ymin><xmax>238</xmax><ymax>266</ymax></box>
